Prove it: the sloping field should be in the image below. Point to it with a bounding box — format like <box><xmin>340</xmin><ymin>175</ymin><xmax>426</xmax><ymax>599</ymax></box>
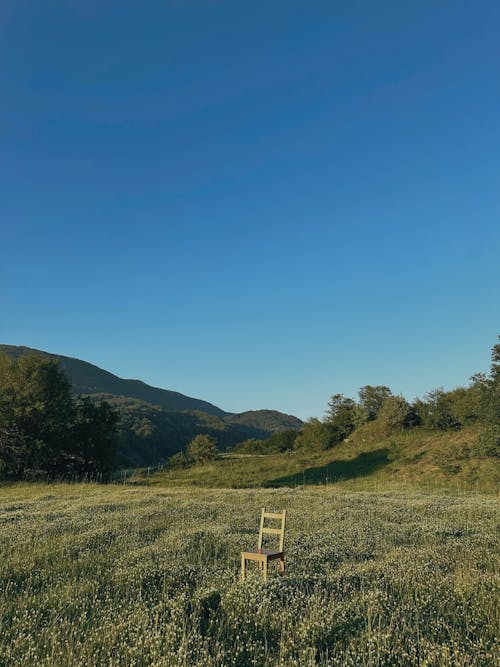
<box><xmin>0</xmin><ymin>483</ymin><xmax>498</xmax><ymax>666</ymax></box>
<box><xmin>141</xmin><ymin>425</ymin><xmax>499</xmax><ymax>494</ymax></box>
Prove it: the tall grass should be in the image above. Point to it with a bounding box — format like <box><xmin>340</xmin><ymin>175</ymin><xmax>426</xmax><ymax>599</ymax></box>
<box><xmin>0</xmin><ymin>483</ymin><xmax>498</xmax><ymax>665</ymax></box>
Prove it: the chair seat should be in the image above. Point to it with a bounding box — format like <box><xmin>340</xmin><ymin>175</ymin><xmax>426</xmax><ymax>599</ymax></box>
<box><xmin>242</xmin><ymin>549</ymin><xmax>283</xmax><ymax>561</ymax></box>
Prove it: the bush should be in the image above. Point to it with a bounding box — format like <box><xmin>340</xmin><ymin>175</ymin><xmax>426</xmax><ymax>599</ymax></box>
<box><xmin>186</xmin><ymin>434</ymin><xmax>218</xmax><ymax>464</ymax></box>
<box><xmin>231</xmin><ymin>439</ymin><xmax>266</xmax><ymax>454</ymax></box>
<box><xmin>168</xmin><ymin>450</ymin><xmax>189</xmax><ymax>469</ymax></box>
<box><xmin>416</xmin><ymin>389</ymin><xmax>461</xmax><ymax>431</ymax></box>
<box><xmin>294</xmin><ymin>419</ymin><xmax>335</xmax><ymax>451</ymax></box>
<box><xmin>377</xmin><ymin>396</ymin><xmax>419</xmax><ymax>434</ymax></box>
<box><xmin>325</xmin><ymin>394</ymin><xmax>366</xmax><ymax>443</ymax></box>
<box><xmin>474</xmin><ymin>425</ymin><xmax>500</xmax><ymax>458</ymax></box>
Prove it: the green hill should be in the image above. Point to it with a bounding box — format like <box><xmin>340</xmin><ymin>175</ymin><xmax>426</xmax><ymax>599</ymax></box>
<box><xmin>0</xmin><ymin>344</ymin><xmax>225</xmax><ymax>415</ymax></box>
<box><xmin>223</xmin><ymin>409</ymin><xmax>302</xmax><ymax>432</ymax></box>
<box><xmin>139</xmin><ymin>423</ymin><xmax>498</xmax><ymax>493</ymax></box>
<box><xmin>0</xmin><ymin>345</ymin><xmax>303</xmax><ymax>466</ymax></box>
<box><xmin>91</xmin><ymin>394</ymin><xmax>277</xmax><ymax>467</ymax></box>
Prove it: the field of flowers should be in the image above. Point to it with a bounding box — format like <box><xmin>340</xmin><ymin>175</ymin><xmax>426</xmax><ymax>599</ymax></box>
<box><xmin>0</xmin><ymin>483</ymin><xmax>498</xmax><ymax>666</ymax></box>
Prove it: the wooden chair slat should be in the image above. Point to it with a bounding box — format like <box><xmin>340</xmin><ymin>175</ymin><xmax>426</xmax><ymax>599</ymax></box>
<box><xmin>263</xmin><ymin>512</ymin><xmax>285</xmax><ymax>519</ymax></box>
<box><xmin>261</xmin><ymin>527</ymin><xmax>283</xmax><ymax>535</ymax></box>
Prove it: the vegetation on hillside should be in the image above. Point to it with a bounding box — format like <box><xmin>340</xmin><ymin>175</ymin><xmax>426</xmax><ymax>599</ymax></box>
<box><xmin>142</xmin><ymin>424</ymin><xmax>498</xmax><ymax>493</ymax></box>
<box><xmin>228</xmin><ymin>337</ymin><xmax>499</xmax><ymax>466</ymax></box>
<box><xmin>224</xmin><ymin>410</ymin><xmax>303</xmax><ymax>432</ymax></box>
<box><xmin>0</xmin><ymin>354</ymin><xmax>118</xmax><ymax>479</ymax></box>
<box><xmin>0</xmin><ymin>345</ymin><xmax>303</xmax><ymax>470</ymax></box>
<box><xmin>0</xmin><ymin>337</ymin><xmax>497</xmax><ymax>480</ymax></box>
<box><xmin>0</xmin><ymin>345</ymin><xmax>225</xmax><ymax>415</ymax></box>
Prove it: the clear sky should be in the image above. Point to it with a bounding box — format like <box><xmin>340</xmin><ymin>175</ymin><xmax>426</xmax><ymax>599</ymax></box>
<box><xmin>1</xmin><ymin>1</ymin><xmax>499</xmax><ymax>420</ymax></box>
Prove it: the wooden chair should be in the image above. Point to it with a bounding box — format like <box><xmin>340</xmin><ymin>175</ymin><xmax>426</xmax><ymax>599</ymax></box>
<box><xmin>241</xmin><ymin>508</ymin><xmax>286</xmax><ymax>581</ymax></box>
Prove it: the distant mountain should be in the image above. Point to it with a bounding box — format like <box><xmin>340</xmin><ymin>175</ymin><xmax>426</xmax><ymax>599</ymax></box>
<box><xmin>0</xmin><ymin>345</ymin><xmax>303</xmax><ymax>466</ymax></box>
<box><xmin>0</xmin><ymin>345</ymin><xmax>225</xmax><ymax>415</ymax></box>
<box><xmin>89</xmin><ymin>394</ymin><xmax>272</xmax><ymax>467</ymax></box>
<box><xmin>224</xmin><ymin>410</ymin><xmax>303</xmax><ymax>432</ymax></box>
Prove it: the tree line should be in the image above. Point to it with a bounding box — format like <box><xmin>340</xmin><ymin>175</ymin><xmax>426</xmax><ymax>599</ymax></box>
<box><xmin>1</xmin><ymin>337</ymin><xmax>498</xmax><ymax>480</ymax></box>
<box><xmin>0</xmin><ymin>354</ymin><xmax>119</xmax><ymax>480</ymax></box>
<box><xmin>234</xmin><ymin>337</ymin><xmax>500</xmax><ymax>458</ymax></box>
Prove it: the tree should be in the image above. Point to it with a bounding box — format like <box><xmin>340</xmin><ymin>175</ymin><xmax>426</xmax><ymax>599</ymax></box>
<box><xmin>446</xmin><ymin>385</ymin><xmax>482</xmax><ymax>426</ymax></box>
<box><xmin>475</xmin><ymin>336</ymin><xmax>500</xmax><ymax>457</ymax></box>
<box><xmin>71</xmin><ymin>397</ymin><xmax>119</xmax><ymax>476</ymax></box>
<box><xmin>418</xmin><ymin>388</ymin><xmax>461</xmax><ymax>431</ymax></box>
<box><xmin>294</xmin><ymin>418</ymin><xmax>335</xmax><ymax>452</ymax></box>
<box><xmin>232</xmin><ymin>439</ymin><xmax>267</xmax><ymax>454</ymax></box>
<box><xmin>358</xmin><ymin>386</ymin><xmax>393</xmax><ymax>420</ymax></box>
<box><xmin>168</xmin><ymin>450</ymin><xmax>189</xmax><ymax>469</ymax></box>
<box><xmin>264</xmin><ymin>429</ymin><xmax>299</xmax><ymax>452</ymax></box>
<box><xmin>0</xmin><ymin>424</ymin><xmax>27</xmax><ymax>478</ymax></box>
<box><xmin>0</xmin><ymin>353</ymin><xmax>75</xmax><ymax>477</ymax></box>
<box><xmin>186</xmin><ymin>434</ymin><xmax>218</xmax><ymax>463</ymax></box>
<box><xmin>376</xmin><ymin>395</ymin><xmax>419</xmax><ymax>433</ymax></box>
<box><xmin>132</xmin><ymin>417</ymin><xmax>155</xmax><ymax>439</ymax></box>
<box><xmin>0</xmin><ymin>353</ymin><xmax>119</xmax><ymax>479</ymax></box>
<box><xmin>325</xmin><ymin>394</ymin><xmax>366</xmax><ymax>443</ymax></box>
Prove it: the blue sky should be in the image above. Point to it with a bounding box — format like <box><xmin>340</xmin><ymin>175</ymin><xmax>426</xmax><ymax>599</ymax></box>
<box><xmin>1</xmin><ymin>1</ymin><xmax>499</xmax><ymax>420</ymax></box>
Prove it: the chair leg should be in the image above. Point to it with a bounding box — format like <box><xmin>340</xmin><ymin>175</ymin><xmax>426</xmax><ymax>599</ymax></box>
<box><xmin>279</xmin><ymin>557</ymin><xmax>285</xmax><ymax>575</ymax></box>
<box><xmin>241</xmin><ymin>554</ymin><xmax>246</xmax><ymax>581</ymax></box>
<box><xmin>262</xmin><ymin>558</ymin><xmax>268</xmax><ymax>581</ymax></box>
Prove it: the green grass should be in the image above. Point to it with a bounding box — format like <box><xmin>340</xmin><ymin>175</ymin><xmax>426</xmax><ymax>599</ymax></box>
<box><xmin>138</xmin><ymin>425</ymin><xmax>499</xmax><ymax>494</ymax></box>
<box><xmin>0</xmin><ymin>482</ymin><xmax>498</xmax><ymax>665</ymax></box>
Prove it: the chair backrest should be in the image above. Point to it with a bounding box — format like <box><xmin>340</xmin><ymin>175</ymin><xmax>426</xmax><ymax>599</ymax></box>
<box><xmin>257</xmin><ymin>508</ymin><xmax>286</xmax><ymax>551</ymax></box>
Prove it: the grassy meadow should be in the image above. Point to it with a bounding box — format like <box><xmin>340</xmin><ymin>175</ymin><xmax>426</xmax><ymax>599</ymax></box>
<box><xmin>1</xmin><ymin>481</ymin><xmax>498</xmax><ymax>666</ymax></box>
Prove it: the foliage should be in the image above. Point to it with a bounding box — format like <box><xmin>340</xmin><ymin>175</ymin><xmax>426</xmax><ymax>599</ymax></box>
<box><xmin>0</xmin><ymin>353</ymin><xmax>118</xmax><ymax>480</ymax></box>
<box><xmin>264</xmin><ymin>429</ymin><xmax>299</xmax><ymax>452</ymax></box>
<box><xmin>294</xmin><ymin>418</ymin><xmax>335</xmax><ymax>452</ymax></box>
<box><xmin>358</xmin><ymin>385</ymin><xmax>392</xmax><ymax>420</ymax></box>
<box><xmin>325</xmin><ymin>394</ymin><xmax>366</xmax><ymax>443</ymax></box>
<box><xmin>231</xmin><ymin>438</ymin><xmax>268</xmax><ymax>454</ymax></box>
<box><xmin>186</xmin><ymin>434</ymin><xmax>218</xmax><ymax>463</ymax></box>
<box><xmin>376</xmin><ymin>395</ymin><xmax>420</xmax><ymax>433</ymax></box>
<box><xmin>445</xmin><ymin>384</ymin><xmax>482</xmax><ymax>425</ymax></box>
<box><xmin>0</xmin><ymin>484</ymin><xmax>497</xmax><ymax>666</ymax></box>
<box><xmin>71</xmin><ymin>397</ymin><xmax>120</xmax><ymax>475</ymax></box>
<box><xmin>146</xmin><ymin>423</ymin><xmax>498</xmax><ymax>493</ymax></box>
<box><xmin>233</xmin><ymin>430</ymin><xmax>299</xmax><ymax>455</ymax></box>
<box><xmin>223</xmin><ymin>410</ymin><xmax>303</xmax><ymax>433</ymax></box>
<box><xmin>476</xmin><ymin>425</ymin><xmax>500</xmax><ymax>457</ymax></box>
<box><xmin>0</xmin><ymin>347</ymin><xmax>303</xmax><ymax>468</ymax></box>
<box><xmin>167</xmin><ymin>450</ymin><xmax>189</xmax><ymax>469</ymax></box>
<box><xmin>97</xmin><ymin>396</ymin><xmax>269</xmax><ymax>468</ymax></box>
<box><xmin>474</xmin><ymin>336</ymin><xmax>500</xmax><ymax>457</ymax></box>
<box><xmin>415</xmin><ymin>388</ymin><xmax>461</xmax><ymax>431</ymax></box>
<box><xmin>0</xmin><ymin>353</ymin><xmax>75</xmax><ymax>477</ymax></box>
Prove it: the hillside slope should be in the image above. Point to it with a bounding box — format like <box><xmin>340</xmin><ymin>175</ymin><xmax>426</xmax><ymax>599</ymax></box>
<box><xmin>92</xmin><ymin>394</ymin><xmax>278</xmax><ymax>466</ymax></box>
<box><xmin>224</xmin><ymin>409</ymin><xmax>303</xmax><ymax>432</ymax></box>
<box><xmin>0</xmin><ymin>345</ymin><xmax>303</xmax><ymax>466</ymax></box>
<box><xmin>0</xmin><ymin>344</ymin><xmax>225</xmax><ymax>415</ymax></box>
<box><xmin>142</xmin><ymin>424</ymin><xmax>498</xmax><ymax>493</ymax></box>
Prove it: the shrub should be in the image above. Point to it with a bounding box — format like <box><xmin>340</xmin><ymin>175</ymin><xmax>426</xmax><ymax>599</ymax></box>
<box><xmin>186</xmin><ymin>434</ymin><xmax>218</xmax><ymax>464</ymax></box>
<box><xmin>377</xmin><ymin>395</ymin><xmax>419</xmax><ymax>434</ymax></box>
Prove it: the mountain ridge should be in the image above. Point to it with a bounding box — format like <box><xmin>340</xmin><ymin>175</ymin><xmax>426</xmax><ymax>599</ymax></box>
<box><xmin>0</xmin><ymin>345</ymin><xmax>303</xmax><ymax>459</ymax></box>
<box><xmin>0</xmin><ymin>344</ymin><xmax>227</xmax><ymax>416</ymax></box>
